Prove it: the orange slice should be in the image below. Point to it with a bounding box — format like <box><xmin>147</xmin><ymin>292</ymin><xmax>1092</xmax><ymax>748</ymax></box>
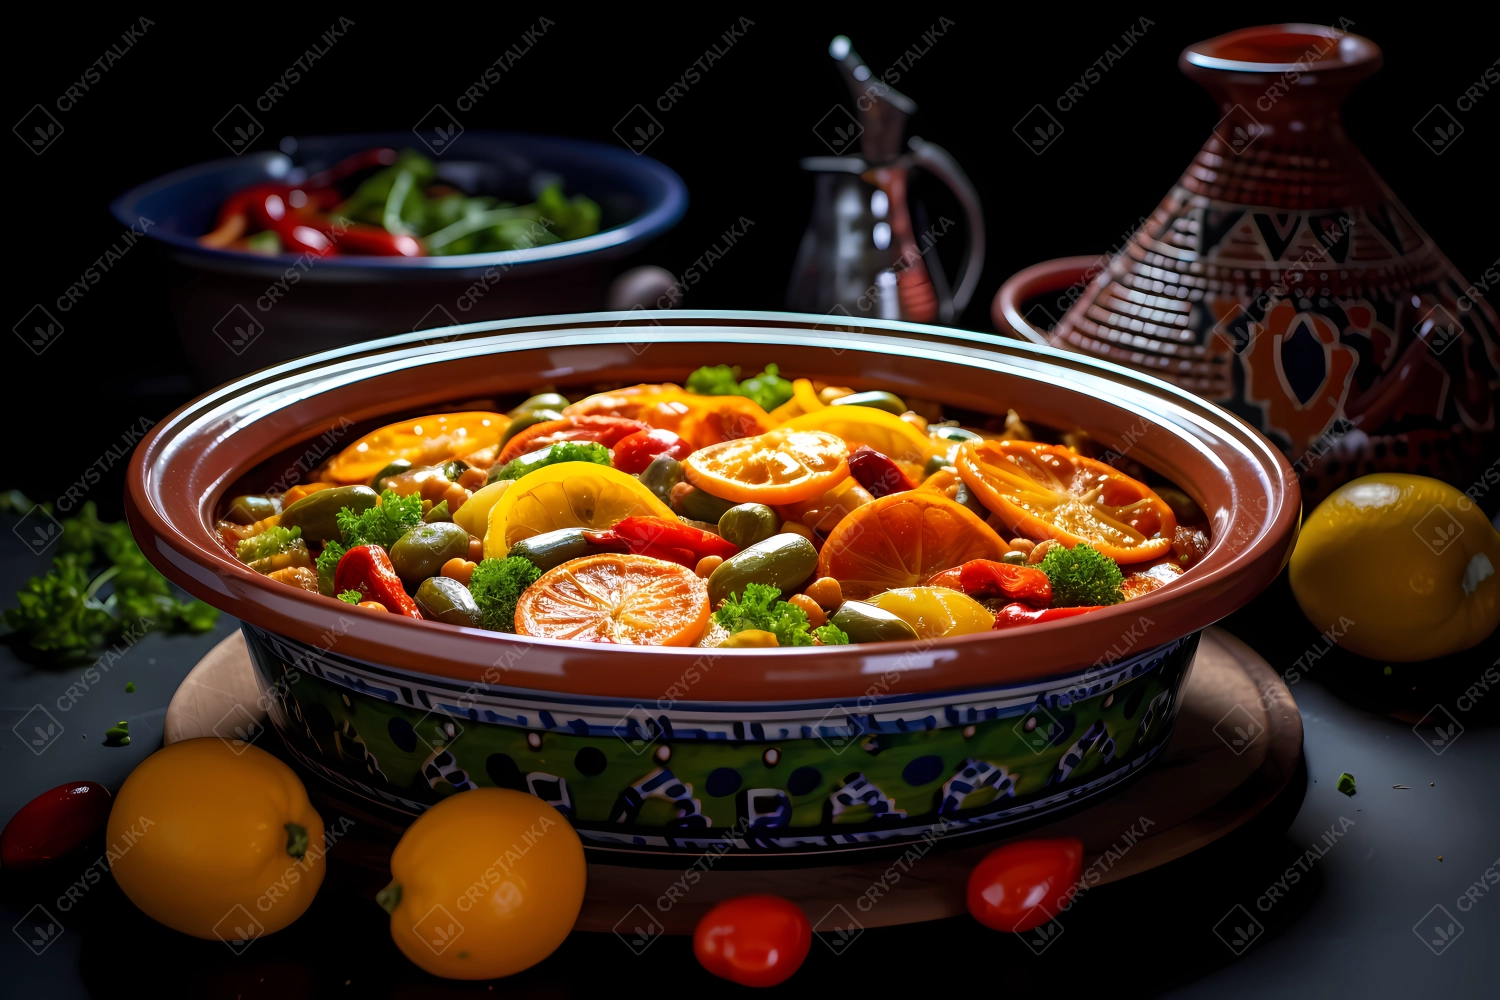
<box><xmin>514</xmin><ymin>554</ymin><xmax>710</xmax><ymax>645</ymax></box>
<box><xmin>484</xmin><ymin>463</ymin><xmax>676</xmax><ymax>559</ymax></box>
<box><xmin>323</xmin><ymin>412</ymin><xmax>508</xmax><ymax>484</ymax></box>
<box><xmin>780</xmin><ymin>406</ymin><xmax>938</xmax><ymax>482</ymax></box>
<box><xmin>955</xmin><ymin>439</ymin><xmax>1176</xmax><ymax>564</ymax></box>
<box><xmin>566</xmin><ymin>385</ymin><xmax>774</xmax><ymax>448</ymax></box>
<box><xmin>682</xmin><ymin>428</ymin><xmax>850</xmax><ymax>505</ymax></box>
<box><xmin>817</xmin><ymin>492</ymin><xmax>1010</xmax><ymax>600</ymax></box>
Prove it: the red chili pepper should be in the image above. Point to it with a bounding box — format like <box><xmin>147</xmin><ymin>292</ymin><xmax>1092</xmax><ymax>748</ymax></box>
<box><xmin>322</xmin><ymin>221</ymin><xmax>423</xmax><ymax>257</ymax></box>
<box><xmin>992</xmin><ymin>602</ymin><xmax>1103</xmax><ymax>629</ymax></box>
<box><xmin>847</xmin><ymin>445</ymin><xmax>915</xmax><ymax>498</ymax></box>
<box><xmin>1</xmin><ymin>781</ymin><xmax>113</xmax><ymax>871</ymax></box>
<box><xmin>611</xmin><ymin>516</ymin><xmax>738</xmax><ymax>560</ymax></box>
<box><xmin>611</xmin><ymin>428</ymin><xmax>694</xmax><ymax>474</ymax></box>
<box><xmin>928</xmin><ymin>559</ymin><xmax>1052</xmax><ymax>606</ymax></box>
<box><xmin>334</xmin><ymin>545</ymin><xmax>422</xmax><ymax>618</ymax></box>
<box><xmin>308</xmin><ymin>147</ymin><xmax>399</xmax><ymax>188</ymax></box>
<box><xmin>580</xmin><ymin>529</ymin><xmax>697</xmax><ymax>567</ymax></box>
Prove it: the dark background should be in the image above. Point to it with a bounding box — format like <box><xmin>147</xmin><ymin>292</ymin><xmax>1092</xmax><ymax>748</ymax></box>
<box><xmin>4</xmin><ymin>9</ymin><xmax>1499</xmax><ymax>998</ymax></box>
<box><xmin>7</xmin><ymin>7</ymin><xmax>1498</xmax><ymax>518</ymax></box>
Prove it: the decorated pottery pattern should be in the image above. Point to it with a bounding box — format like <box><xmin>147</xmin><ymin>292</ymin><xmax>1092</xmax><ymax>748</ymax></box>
<box><xmin>244</xmin><ymin>624</ymin><xmax>1198</xmax><ymax>856</ymax></box>
<box><xmin>1038</xmin><ymin>25</ymin><xmax>1498</xmax><ymax>503</ymax></box>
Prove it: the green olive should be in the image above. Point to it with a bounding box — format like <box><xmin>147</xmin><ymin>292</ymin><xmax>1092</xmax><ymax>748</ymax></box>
<box><xmin>829</xmin><ymin>601</ymin><xmax>921</xmax><ymax>643</ymax></box>
<box><xmin>414</xmin><ymin>576</ymin><xmax>482</xmax><ymax>628</ymax></box>
<box><xmin>280</xmin><ymin>485</ymin><xmax>378</xmax><ymax>544</ymax></box>
<box><xmin>707</xmin><ymin>533</ymin><xmax>818</xmax><ymax>607</ymax></box>
<box><xmin>1001</xmin><ymin>550</ymin><xmax>1028</xmax><ymax>565</ymax></box>
<box><xmin>952</xmin><ymin>478</ymin><xmax>990</xmax><ymax>520</ymax></box>
<box><xmin>224</xmin><ymin>494</ymin><xmax>280</xmax><ymax>525</ymax></box>
<box><xmin>371</xmin><ymin>459</ymin><xmax>413</xmax><ymax>491</ymax></box>
<box><xmin>923</xmin><ymin>454</ymin><xmax>955</xmax><ymax>477</ymax></box>
<box><xmin>829</xmin><ymin>390</ymin><xmax>908</xmax><ymax>415</ymax></box>
<box><xmin>506</xmin><ymin>528</ymin><xmax>595</xmax><ymax>572</ymax></box>
<box><xmin>388</xmin><ymin>521</ymin><xmax>471</xmax><ymax>587</ymax></box>
<box><xmin>640</xmin><ymin>455</ymin><xmax>685</xmax><ymax>505</ymax></box>
<box><xmin>497</xmin><ymin>408</ymin><xmax>565</xmax><ymax>449</ymax></box>
<box><xmin>507</xmin><ymin>393</ymin><xmax>570</xmax><ymax>419</ymax></box>
<box><xmin>672</xmin><ymin>483</ymin><xmax>737</xmax><ymax>524</ymax></box>
<box><xmin>718</xmin><ymin>503</ymin><xmax>781</xmax><ymax>549</ymax></box>
<box><xmin>929</xmin><ymin>425</ymin><xmax>982</xmax><ymax>443</ymax></box>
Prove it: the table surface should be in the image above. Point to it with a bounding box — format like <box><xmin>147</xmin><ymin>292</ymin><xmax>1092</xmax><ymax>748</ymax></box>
<box><xmin>2</xmin><ymin>529</ymin><xmax>1496</xmax><ymax>999</ymax></box>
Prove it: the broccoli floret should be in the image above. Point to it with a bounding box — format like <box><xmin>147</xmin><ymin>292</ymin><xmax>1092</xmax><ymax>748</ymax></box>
<box><xmin>686</xmin><ymin>364</ymin><xmax>742</xmax><ymax>396</ymax></box>
<box><xmin>235</xmin><ymin>525</ymin><xmax>302</xmax><ymax>563</ymax></box>
<box><xmin>738</xmin><ymin>364</ymin><xmax>794</xmax><ymax>411</ymax></box>
<box><xmin>490</xmin><ymin>441</ymin><xmax>611</xmax><ymax>484</ymax></box>
<box><xmin>469</xmin><ymin>556</ymin><xmax>543</xmax><ymax>633</ymax></box>
<box><xmin>336</xmin><ymin>490</ymin><xmax>425</xmax><ymax>550</ymax></box>
<box><xmin>1039</xmin><ymin>543</ymin><xmax>1124</xmax><ymax>607</ymax></box>
<box><xmin>337</xmin><ymin>590</ymin><xmax>363</xmax><ymax>605</ymax></box>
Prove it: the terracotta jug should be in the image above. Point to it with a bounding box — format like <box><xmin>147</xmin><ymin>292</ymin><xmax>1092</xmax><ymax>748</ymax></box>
<box><xmin>994</xmin><ymin>23</ymin><xmax>1499</xmax><ymax>503</ymax></box>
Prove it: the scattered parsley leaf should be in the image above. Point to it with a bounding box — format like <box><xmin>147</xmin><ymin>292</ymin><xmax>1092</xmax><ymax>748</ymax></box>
<box><xmin>337</xmin><ymin>590</ymin><xmax>364</xmax><ymax>605</ymax></box>
<box><xmin>491</xmin><ymin>441</ymin><xmax>611</xmax><ymax>484</ymax></box>
<box><xmin>712</xmin><ymin>582</ymin><xmax>843</xmax><ymax>646</ymax></box>
<box><xmin>686</xmin><ymin>364</ymin><xmax>742</xmax><ymax>396</ymax></box>
<box><xmin>336</xmin><ymin>490</ymin><xmax>425</xmax><ymax>550</ymax></box>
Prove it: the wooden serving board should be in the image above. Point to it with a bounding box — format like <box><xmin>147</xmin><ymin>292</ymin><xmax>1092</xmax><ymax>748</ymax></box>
<box><xmin>167</xmin><ymin>627</ymin><xmax>1301</xmax><ymax>932</ymax></box>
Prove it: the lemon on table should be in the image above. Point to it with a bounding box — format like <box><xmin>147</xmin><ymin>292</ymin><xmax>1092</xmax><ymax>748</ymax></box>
<box><xmin>1289</xmin><ymin>474</ymin><xmax>1499</xmax><ymax>661</ymax></box>
<box><xmin>484</xmin><ymin>462</ymin><xmax>676</xmax><ymax>559</ymax></box>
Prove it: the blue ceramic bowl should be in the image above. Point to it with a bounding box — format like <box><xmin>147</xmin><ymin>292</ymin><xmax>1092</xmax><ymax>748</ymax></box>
<box><xmin>111</xmin><ymin>132</ymin><xmax>687</xmax><ymax>383</ymax></box>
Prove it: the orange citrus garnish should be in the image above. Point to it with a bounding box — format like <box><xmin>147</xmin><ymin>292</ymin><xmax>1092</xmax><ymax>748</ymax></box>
<box><xmin>682</xmin><ymin>428</ymin><xmax>850</xmax><ymax>505</ymax></box>
<box><xmin>323</xmin><ymin>412</ymin><xmax>508</xmax><ymax>484</ymax></box>
<box><xmin>779</xmin><ymin>406</ymin><xmax>938</xmax><ymax>483</ymax></box>
<box><xmin>566</xmin><ymin>386</ymin><xmax>773</xmax><ymax>448</ymax></box>
<box><xmin>513</xmin><ymin>554</ymin><xmax>710</xmax><ymax>646</ymax></box>
<box><xmin>955</xmin><ymin>439</ymin><xmax>1176</xmax><ymax>563</ymax></box>
<box><xmin>817</xmin><ymin>492</ymin><xmax>1010</xmax><ymax>600</ymax></box>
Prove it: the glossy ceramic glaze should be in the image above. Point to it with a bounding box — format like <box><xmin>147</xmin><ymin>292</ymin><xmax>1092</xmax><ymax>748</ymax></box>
<box><xmin>126</xmin><ymin>311</ymin><xmax>1298</xmax><ymax>858</ymax></box>
<box><xmin>994</xmin><ymin>24</ymin><xmax>1500</xmax><ymax>505</ymax></box>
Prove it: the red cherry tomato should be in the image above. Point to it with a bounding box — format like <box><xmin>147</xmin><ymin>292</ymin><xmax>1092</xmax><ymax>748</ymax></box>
<box><xmin>693</xmin><ymin>894</ymin><xmax>811</xmax><ymax>988</ymax></box>
<box><xmin>612</xmin><ymin>428</ymin><xmax>693</xmax><ymax>474</ymax></box>
<box><xmin>966</xmin><ymin>838</ymin><xmax>1083</xmax><ymax>932</ymax></box>
<box><xmin>1</xmin><ymin>781</ymin><xmax>113</xmax><ymax>871</ymax></box>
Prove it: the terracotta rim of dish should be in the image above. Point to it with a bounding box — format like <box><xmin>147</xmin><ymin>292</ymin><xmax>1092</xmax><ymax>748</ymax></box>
<box><xmin>126</xmin><ymin>311</ymin><xmax>1300</xmax><ymax>702</ymax></box>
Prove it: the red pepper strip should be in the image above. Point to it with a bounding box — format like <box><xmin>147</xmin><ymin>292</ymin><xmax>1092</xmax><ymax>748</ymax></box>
<box><xmin>928</xmin><ymin>559</ymin><xmax>1052</xmax><ymax>606</ymax></box>
<box><xmin>308</xmin><ymin>218</ymin><xmax>423</xmax><ymax>257</ymax></box>
<box><xmin>847</xmin><ymin>445</ymin><xmax>916</xmax><ymax>498</ymax></box>
<box><xmin>580</xmin><ymin>528</ymin><xmax>696</xmax><ymax>567</ymax></box>
<box><xmin>334</xmin><ymin>545</ymin><xmax>422</xmax><ymax>618</ymax></box>
<box><xmin>308</xmin><ymin>147</ymin><xmax>399</xmax><ymax>188</ymax></box>
<box><xmin>611</xmin><ymin>515</ymin><xmax>738</xmax><ymax>560</ymax></box>
<box><xmin>1</xmin><ymin>781</ymin><xmax>113</xmax><ymax>872</ymax></box>
<box><xmin>992</xmin><ymin>602</ymin><xmax>1103</xmax><ymax>629</ymax></box>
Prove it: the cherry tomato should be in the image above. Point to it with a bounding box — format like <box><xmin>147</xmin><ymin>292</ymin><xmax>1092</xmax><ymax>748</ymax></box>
<box><xmin>1</xmin><ymin>781</ymin><xmax>113</xmax><ymax>871</ymax></box>
<box><xmin>612</xmin><ymin>428</ymin><xmax>693</xmax><ymax>474</ymax></box>
<box><xmin>966</xmin><ymin>838</ymin><xmax>1083</xmax><ymax>932</ymax></box>
<box><xmin>693</xmin><ymin>894</ymin><xmax>811</xmax><ymax>987</ymax></box>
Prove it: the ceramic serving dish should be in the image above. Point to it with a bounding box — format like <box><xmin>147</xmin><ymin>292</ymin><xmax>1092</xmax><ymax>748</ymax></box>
<box><xmin>111</xmin><ymin>131</ymin><xmax>686</xmax><ymax>385</ymax></box>
<box><xmin>126</xmin><ymin>312</ymin><xmax>1298</xmax><ymax>862</ymax></box>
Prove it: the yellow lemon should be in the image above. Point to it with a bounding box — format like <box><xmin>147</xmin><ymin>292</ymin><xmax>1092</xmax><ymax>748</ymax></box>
<box><xmin>866</xmin><ymin>586</ymin><xmax>996</xmax><ymax>638</ymax></box>
<box><xmin>1289</xmin><ymin>474</ymin><xmax>1499</xmax><ymax>661</ymax></box>
<box><xmin>484</xmin><ymin>462</ymin><xmax>676</xmax><ymax>559</ymax></box>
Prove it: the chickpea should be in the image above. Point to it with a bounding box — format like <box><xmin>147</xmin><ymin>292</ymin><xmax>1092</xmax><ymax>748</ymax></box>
<box><xmin>780</xmin><ymin>522</ymin><xmax>816</xmax><ymax>542</ymax></box>
<box><xmin>788</xmin><ymin>593</ymin><xmax>826</xmax><ymax>627</ymax></box>
<box><xmin>802</xmin><ymin>576</ymin><xmax>843</xmax><ymax>612</ymax></box>
<box><xmin>442</xmin><ymin>481</ymin><xmax>471</xmax><ymax>513</ymax></box>
<box><xmin>695</xmin><ymin>554</ymin><xmax>724</xmax><ymax>578</ymax></box>
<box><xmin>467</xmin><ymin>536</ymin><xmax>484</xmax><ymax>562</ymax></box>
<box><xmin>358</xmin><ymin>601</ymin><xmax>388</xmax><ymax>613</ymax></box>
<box><xmin>457</xmin><ymin>467</ymin><xmax>488</xmax><ymax>491</ymax></box>
<box><xmin>419</xmin><ymin>476</ymin><xmax>451</xmax><ymax>502</ymax></box>
<box><xmin>1028</xmin><ymin>539</ymin><xmax>1057</xmax><ymax>564</ymax></box>
<box><xmin>441</xmin><ymin>557</ymin><xmax>477</xmax><ymax>586</ymax></box>
<box><xmin>1008</xmin><ymin>538</ymin><xmax>1036</xmax><ymax>554</ymax></box>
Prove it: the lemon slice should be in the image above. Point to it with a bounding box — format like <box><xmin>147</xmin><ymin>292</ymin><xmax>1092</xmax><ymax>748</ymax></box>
<box><xmin>484</xmin><ymin>462</ymin><xmax>677</xmax><ymax>558</ymax></box>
